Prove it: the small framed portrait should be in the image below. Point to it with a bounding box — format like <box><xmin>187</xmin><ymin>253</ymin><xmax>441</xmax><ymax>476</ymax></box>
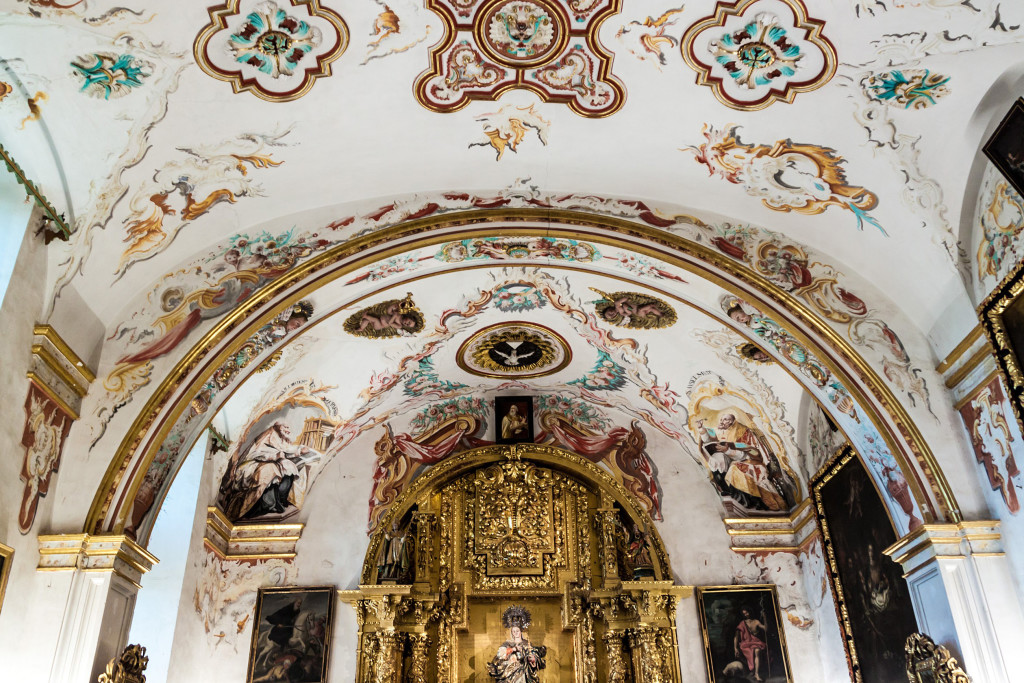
<box><xmin>494</xmin><ymin>396</ymin><xmax>534</xmax><ymax>444</ymax></box>
<box><xmin>246</xmin><ymin>586</ymin><xmax>335</xmax><ymax>683</ymax></box>
<box><xmin>983</xmin><ymin>98</ymin><xmax>1024</xmax><ymax>198</ymax></box>
<box><xmin>695</xmin><ymin>584</ymin><xmax>793</xmax><ymax>683</ymax></box>
<box><xmin>0</xmin><ymin>542</ymin><xmax>12</xmax><ymax>617</ymax></box>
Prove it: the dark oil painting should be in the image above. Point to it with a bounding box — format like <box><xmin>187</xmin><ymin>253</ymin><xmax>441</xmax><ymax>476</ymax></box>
<box><xmin>984</xmin><ymin>98</ymin><xmax>1024</xmax><ymax>199</ymax></box>
<box><xmin>814</xmin><ymin>451</ymin><xmax>918</xmax><ymax>682</ymax></box>
<box><xmin>695</xmin><ymin>584</ymin><xmax>793</xmax><ymax>683</ymax></box>
<box><xmin>495</xmin><ymin>396</ymin><xmax>534</xmax><ymax>444</ymax></box>
<box><xmin>247</xmin><ymin>586</ymin><xmax>335</xmax><ymax>683</ymax></box>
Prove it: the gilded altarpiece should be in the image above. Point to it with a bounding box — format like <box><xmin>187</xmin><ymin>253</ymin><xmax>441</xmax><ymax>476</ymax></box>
<box><xmin>341</xmin><ymin>444</ymin><xmax>689</xmax><ymax>683</ymax></box>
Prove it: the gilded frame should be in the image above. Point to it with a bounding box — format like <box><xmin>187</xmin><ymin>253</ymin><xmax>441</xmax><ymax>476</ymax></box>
<box><xmin>694</xmin><ymin>584</ymin><xmax>793</xmax><ymax>683</ymax></box>
<box><xmin>979</xmin><ymin>253</ymin><xmax>1024</xmax><ymax>437</ymax></box>
<box><xmin>246</xmin><ymin>585</ymin><xmax>335</xmax><ymax>683</ymax></box>
<box><xmin>0</xmin><ymin>542</ymin><xmax>12</xmax><ymax>617</ymax></box>
<box><xmin>982</xmin><ymin>97</ymin><xmax>1024</xmax><ymax>199</ymax></box>
<box><xmin>810</xmin><ymin>445</ymin><xmax>918</xmax><ymax>683</ymax></box>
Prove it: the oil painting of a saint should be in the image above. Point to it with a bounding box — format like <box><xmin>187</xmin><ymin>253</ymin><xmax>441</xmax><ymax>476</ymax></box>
<box><xmin>488</xmin><ymin>605</ymin><xmax>547</xmax><ymax>683</ymax></box>
<box><xmin>495</xmin><ymin>396</ymin><xmax>534</xmax><ymax>444</ymax></box>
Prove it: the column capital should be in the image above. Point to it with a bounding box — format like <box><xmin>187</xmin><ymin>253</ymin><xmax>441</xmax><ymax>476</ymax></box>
<box><xmin>38</xmin><ymin>533</ymin><xmax>158</xmax><ymax>588</ymax></box>
<box><xmin>883</xmin><ymin>521</ymin><xmax>1002</xmax><ymax>577</ymax></box>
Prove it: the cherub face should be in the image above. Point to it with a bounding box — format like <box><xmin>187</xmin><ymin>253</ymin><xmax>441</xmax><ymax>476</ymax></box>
<box><xmin>286</xmin><ymin>315</ymin><xmax>307</xmax><ymax>332</ymax></box>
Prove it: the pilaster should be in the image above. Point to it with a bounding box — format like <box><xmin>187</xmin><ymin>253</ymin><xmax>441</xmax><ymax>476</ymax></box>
<box><xmin>885</xmin><ymin>521</ymin><xmax>1022</xmax><ymax>683</ymax></box>
<box><xmin>38</xmin><ymin>534</ymin><xmax>157</xmax><ymax>683</ymax></box>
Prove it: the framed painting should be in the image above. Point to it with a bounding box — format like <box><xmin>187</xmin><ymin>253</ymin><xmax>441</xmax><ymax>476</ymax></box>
<box><xmin>983</xmin><ymin>98</ymin><xmax>1024</xmax><ymax>198</ymax></box>
<box><xmin>979</xmin><ymin>256</ymin><xmax>1024</xmax><ymax>438</ymax></box>
<box><xmin>810</xmin><ymin>446</ymin><xmax>918</xmax><ymax>683</ymax></box>
<box><xmin>0</xmin><ymin>542</ymin><xmax>12</xmax><ymax>617</ymax></box>
<box><xmin>695</xmin><ymin>584</ymin><xmax>793</xmax><ymax>683</ymax></box>
<box><xmin>246</xmin><ymin>585</ymin><xmax>335</xmax><ymax>683</ymax></box>
<box><xmin>495</xmin><ymin>396</ymin><xmax>534</xmax><ymax>444</ymax></box>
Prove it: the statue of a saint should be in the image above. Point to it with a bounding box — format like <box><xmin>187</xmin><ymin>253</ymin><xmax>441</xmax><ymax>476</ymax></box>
<box><xmin>487</xmin><ymin>606</ymin><xmax>546</xmax><ymax>683</ymax></box>
<box><xmin>377</xmin><ymin>520</ymin><xmax>414</xmax><ymax>583</ymax></box>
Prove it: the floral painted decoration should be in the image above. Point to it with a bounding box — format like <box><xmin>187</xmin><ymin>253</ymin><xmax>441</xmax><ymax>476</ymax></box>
<box><xmin>866</xmin><ymin>69</ymin><xmax>950</xmax><ymax>110</ymax></box>
<box><xmin>71</xmin><ymin>53</ymin><xmax>151</xmax><ymax>99</ymax></box>
<box><xmin>194</xmin><ymin>0</ymin><xmax>349</xmax><ymax>102</ymax></box>
<box><xmin>493</xmin><ymin>283</ymin><xmax>546</xmax><ymax>312</ymax></box>
<box><xmin>415</xmin><ymin>0</ymin><xmax>625</xmax><ymax>116</ymax></box>
<box><xmin>681</xmin><ymin>0</ymin><xmax>836</xmax><ymax>110</ymax></box>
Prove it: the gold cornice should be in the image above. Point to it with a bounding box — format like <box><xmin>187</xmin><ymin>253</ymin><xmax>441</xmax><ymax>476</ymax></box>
<box><xmin>85</xmin><ymin>209</ymin><xmax>955</xmax><ymax>536</ymax></box>
<box><xmin>30</xmin><ymin>344</ymin><xmax>88</xmax><ymax>397</ymax></box>
<box><xmin>26</xmin><ymin>372</ymin><xmax>80</xmax><ymax>420</ymax></box>
<box><xmin>943</xmin><ymin>344</ymin><xmax>991</xmax><ymax>389</ymax></box>
<box><xmin>33</xmin><ymin>325</ymin><xmax>95</xmax><ymax>382</ymax></box>
<box><xmin>936</xmin><ymin>324</ymin><xmax>983</xmax><ymax>373</ymax></box>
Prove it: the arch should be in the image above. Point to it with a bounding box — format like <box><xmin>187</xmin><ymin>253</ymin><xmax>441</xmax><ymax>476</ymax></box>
<box><xmin>81</xmin><ymin>208</ymin><xmax>961</xmax><ymax>544</ymax></box>
<box><xmin>360</xmin><ymin>443</ymin><xmax>674</xmax><ymax>585</ymax></box>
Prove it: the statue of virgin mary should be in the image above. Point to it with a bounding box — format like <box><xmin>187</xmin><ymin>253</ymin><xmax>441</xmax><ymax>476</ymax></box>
<box><xmin>487</xmin><ymin>605</ymin><xmax>547</xmax><ymax>683</ymax></box>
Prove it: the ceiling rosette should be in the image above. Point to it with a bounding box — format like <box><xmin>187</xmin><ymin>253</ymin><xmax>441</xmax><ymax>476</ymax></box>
<box><xmin>681</xmin><ymin>0</ymin><xmax>836</xmax><ymax>111</ymax></box>
<box><xmin>194</xmin><ymin>0</ymin><xmax>349</xmax><ymax>102</ymax></box>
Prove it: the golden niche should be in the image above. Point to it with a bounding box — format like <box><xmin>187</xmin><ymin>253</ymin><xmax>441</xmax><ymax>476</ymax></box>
<box><xmin>340</xmin><ymin>444</ymin><xmax>689</xmax><ymax>683</ymax></box>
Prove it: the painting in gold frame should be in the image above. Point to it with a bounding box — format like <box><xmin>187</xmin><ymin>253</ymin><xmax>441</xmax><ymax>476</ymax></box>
<box><xmin>810</xmin><ymin>446</ymin><xmax>918</xmax><ymax>683</ymax></box>
<box><xmin>456</xmin><ymin>599</ymin><xmax>573</xmax><ymax>682</ymax></box>
<box><xmin>983</xmin><ymin>98</ymin><xmax>1024</xmax><ymax>199</ymax></box>
<box><xmin>0</xmin><ymin>542</ymin><xmax>12</xmax><ymax>617</ymax></box>
<box><xmin>246</xmin><ymin>585</ymin><xmax>335</xmax><ymax>683</ymax></box>
<box><xmin>980</xmin><ymin>254</ymin><xmax>1024</xmax><ymax>437</ymax></box>
<box><xmin>695</xmin><ymin>584</ymin><xmax>793</xmax><ymax>683</ymax></box>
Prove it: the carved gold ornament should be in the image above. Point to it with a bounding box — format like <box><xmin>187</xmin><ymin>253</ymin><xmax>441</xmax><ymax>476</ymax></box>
<box><xmin>97</xmin><ymin>644</ymin><xmax>148</xmax><ymax>683</ymax></box>
<box><xmin>457</xmin><ymin>322</ymin><xmax>571</xmax><ymax>378</ymax></box>
<box><xmin>905</xmin><ymin>633</ymin><xmax>971</xmax><ymax>683</ymax></box>
<box><xmin>340</xmin><ymin>444</ymin><xmax>690</xmax><ymax>682</ymax></box>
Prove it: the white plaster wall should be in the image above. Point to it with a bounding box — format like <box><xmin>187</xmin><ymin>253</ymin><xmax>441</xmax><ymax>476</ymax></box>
<box><xmin>0</xmin><ymin>205</ymin><xmax>77</xmax><ymax>682</ymax></box>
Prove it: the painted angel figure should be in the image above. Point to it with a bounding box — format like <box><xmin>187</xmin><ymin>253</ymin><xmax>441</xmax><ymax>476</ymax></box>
<box><xmin>488</xmin><ymin>606</ymin><xmax>546</xmax><ymax>683</ymax></box>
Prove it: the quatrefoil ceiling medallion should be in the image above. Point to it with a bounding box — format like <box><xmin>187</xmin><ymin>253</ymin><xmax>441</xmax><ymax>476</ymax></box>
<box><xmin>681</xmin><ymin>0</ymin><xmax>836</xmax><ymax>111</ymax></box>
<box><xmin>194</xmin><ymin>0</ymin><xmax>349</xmax><ymax>102</ymax></box>
<box><xmin>415</xmin><ymin>0</ymin><xmax>626</xmax><ymax>117</ymax></box>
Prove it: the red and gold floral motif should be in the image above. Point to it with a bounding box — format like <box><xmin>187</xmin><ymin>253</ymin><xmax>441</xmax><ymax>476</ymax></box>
<box><xmin>415</xmin><ymin>0</ymin><xmax>625</xmax><ymax>117</ymax></box>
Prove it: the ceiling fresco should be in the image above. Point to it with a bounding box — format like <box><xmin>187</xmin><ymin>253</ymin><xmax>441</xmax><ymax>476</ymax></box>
<box><xmin>2</xmin><ymin>0</ymin><xmax>1021</xmax><ymax>562</ymax></box>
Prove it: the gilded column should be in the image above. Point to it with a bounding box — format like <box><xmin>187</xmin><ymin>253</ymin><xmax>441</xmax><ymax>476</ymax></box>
<box><xmin>406</xmin><ymin>632</ymin><xmax>431</xmax><ymax>683</ymax></box>
<box><xmin>629</xmin><ymin>626</ymin><xmax>665</xmax><ymax>683</ymax></box>
<box><xmin>374</xmin><ymin>629</ymin><xmax>404</xmax><ymax>683</ymax></box>
<box><xmin>411</xmin><ymin>511</ymin><xmax>435</xmax><ymax>591</ymax></box>
<box><xmin>595</xmin><ymin>506</ymin><xmax>622</xmax><ymax>588</ymax></box>
<box><xmin>603</xmin><ymin>630</ymin><xmax>630</xmax><ymax>683</ymax></box>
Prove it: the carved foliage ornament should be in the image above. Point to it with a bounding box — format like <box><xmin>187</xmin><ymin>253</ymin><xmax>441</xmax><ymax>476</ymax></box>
<box><xmin>97</xmin><ymin>644</ymin><xmax>148</xmax><ymax>683</ymax></box>
<box><xmin>416</xmin><ymin>0</ymin><xmax>626</xmax><ymax>116</ymax></box>
<box><xmin>194</xmin><ymin>0</ymin><xmax>349</xmax><ymax>102</ymax></box>
<box><xmin>905</xmin><ymin>633</ymin><xmax>970</xmax><ymax>683</ymax></box>
<box><xmin>681</xmin><ymin>0</ymin><xmax>836</xmax><ymax>111</ymax></box>
<box><xmin>473</xmin><ymin>460</ymin><xmax>555</xmax><ymax>574</ymax></box>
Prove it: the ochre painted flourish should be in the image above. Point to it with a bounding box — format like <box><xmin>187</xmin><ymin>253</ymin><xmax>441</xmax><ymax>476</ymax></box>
<box><xmin>681</xmin><ymin>0</ymin><xmax>836</xmax><ymax>111</ymax></box>
<box><xmin>415</xmin><ymin>0</ymin><xmax>625</xmax><ymax>116</ymax></box>
<box><xmin>194</xmin><ymin>0</ymin><xmax>349</xmax><ymax>102</ymax></box>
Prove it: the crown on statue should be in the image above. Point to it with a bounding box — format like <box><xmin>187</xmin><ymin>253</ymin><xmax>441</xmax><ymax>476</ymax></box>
<box><xmin>502</xmin><ymin>605</ymin><xmax>532</xmax><ymax>630</ymax></box>
<box><xmin>399</xmin><ymin>293</ymin><xmax>416</xmax><ymax>312</ymax></box>
<box><xmin>292</xmin><ymin>300</ymin><xmax>314</xmax><ymax>319</ymax></box>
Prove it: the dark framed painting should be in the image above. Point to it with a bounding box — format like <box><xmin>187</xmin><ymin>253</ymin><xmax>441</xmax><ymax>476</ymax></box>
<box><xmin>983</xmin><ymin>98</ymin><xmax>1024</xmax><ymax>198</ymax></box>
<box><xmin>979</xmin><ymin>256</ymin><xmax>1024</xmax><ymax>439</ymax></box>
<box><xmin>0</xmin><ymin>542</ymin><xmax>12</xmax><ymax>617</ymax></box>
<box><xmin>810</xmin><ymin>446</ymin><xmax>918</xmax><ymax>683</ymax></box>
<box><xmin>247</xmin><ymin>585</ymin><xmax>335</xmax><ymax>683</ymax></box>
<box><xmin>695</xmin><ymin>584</ymin><xmax>793</xmax><ymax>683</ymax></box>
<box><xmin>495</xmin><ymin>396</ymin><xmax>534</xmax><ymax>444</ymax></box>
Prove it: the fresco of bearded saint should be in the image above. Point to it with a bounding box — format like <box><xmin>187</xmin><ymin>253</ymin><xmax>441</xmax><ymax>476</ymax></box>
<box><xmin>487</xmin><ymin>605</ymin><xmax>546</xmax><ymax>683</ymax></box>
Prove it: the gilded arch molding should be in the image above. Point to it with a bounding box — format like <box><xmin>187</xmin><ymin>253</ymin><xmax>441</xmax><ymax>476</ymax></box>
<box><xmin>83</xmin><ymin>209</ymin><xmax>959</xmax><ymax>542</ymax></box>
